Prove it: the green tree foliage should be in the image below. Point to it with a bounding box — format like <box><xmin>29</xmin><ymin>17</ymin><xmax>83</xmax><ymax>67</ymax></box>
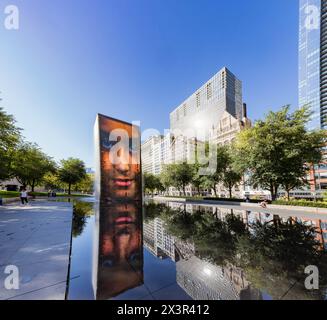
<box><xmin>160</xmin><ymin>162</ymin><xmax>194</xmax><ymax>195</ymax></box>
<box><xmin>143</xmin><ymin>172</ymin><xmax>163</xmax><ymax>195</ymax></box>
<box><xmin>42</xmin><ymin>172</ymin><xmax>64</xmax><ymax>191</ymax></box>
<box><xmin>72</xmin><ymin>201</ymin><xmax>93</xmax><ymax>237</ymax></box>
<box><xmin>11</xmin><ymin>142</ymin><xmax>57</xmax><ymax>191</ymax></box>
<box><xmin>58</xmin><ymin>158</ymin><xmax>86</xmax><ymax>195</ymax></box>
<box><xmin>73</xmin><ymin>173</ymin><xmax>94</xmax><ymax>194</ymax></box>
<box><xmin>234</xmin><ymin>106</ymin><xmax>325</xmax><ymax>200</ymax></box>
<box><xmin>220</xmin><ymin>148</ymin><xmax>243</xmax><ymax>198</ymax></box>
<box><xmin>191</xmin><ymin>163</ymin><xmax>207</xmax><ymax>195</ymax></box>
<box><xmin>200</xmin><ymin>145</ymin><xmax>232</xmax><ymax>197</ymax></box>
<box><xmin>0</xmin><ymin>107</ymin><xmax>21</xmax><ymax>180</ymax></box>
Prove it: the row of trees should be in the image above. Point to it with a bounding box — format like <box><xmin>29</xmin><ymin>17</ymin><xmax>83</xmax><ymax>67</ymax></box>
<box><xmin>0</xmin><ymin>106</ymin><xmax>91</xmax><ymax>194</ymax></box>
<box><xmin>144</xmin><ymin>145</ymin><xmax>243</xmax><ymax>198</ymax></box>
<box><xmin>144</xmin><ymin>106</ymin><xmax>326</xmax><ymax>200</ymax></box>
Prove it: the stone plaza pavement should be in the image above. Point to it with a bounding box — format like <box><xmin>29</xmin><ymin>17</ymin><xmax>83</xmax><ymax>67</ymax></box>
<box><xmin>0</xmin><ymin>200</ymin><xmax>73</xmax><ymax>300</ymax></box>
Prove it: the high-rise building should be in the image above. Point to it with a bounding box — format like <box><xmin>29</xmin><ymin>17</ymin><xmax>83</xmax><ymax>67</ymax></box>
<box><xmin>168</xmin><ymin>67</ymin><xmax>250</xmax><ymax>197</ymax></box>
<box><xmin>141</xmin><ymin>133</ymin><xmax>174</xmax><ymax>175</ymax></box>
<box><xmin>141</xmin><ymin>135</ymin><xmax>164</xmax><ymax>175</ymax></box>
<box><xmin>170</xmin><ymin>67</ymin><xmax>243</xmax><ymax>135</ymax></box>
<box><xmin>299</xmin><ymin>0</ymin><xmax>327</xmax><ymax>191</ymax></box>
<box><xmin>321</xmin><ymin>0</ymin><xmax>327</xmax><ymax>126</ymax></box>
<box><xmin>299</xmin><ymin>0</ymin><xmax>327</xmax><ymax>129</ymax></box>
<box><xmin>141</xmin><ymin>67</ymin><xmax>251</xmax><ymax>197</ymax></box>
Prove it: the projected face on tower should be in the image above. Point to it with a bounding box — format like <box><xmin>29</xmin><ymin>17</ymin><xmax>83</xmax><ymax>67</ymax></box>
<box><xmin>98</xmin><ymin>116</ymin><xmax>141</xmax><ymax>203</ymax></box>
<box><xmin>94</xmin><ymin>114</ymin><xmax>143</xmax><ymax>300</ymax></box>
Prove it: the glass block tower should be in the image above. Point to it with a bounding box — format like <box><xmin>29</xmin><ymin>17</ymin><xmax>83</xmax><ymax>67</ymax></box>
<box><xmin>299</xmin><ymin>0</ymin><xmax>327</xmax><ymax>130</ymax></box>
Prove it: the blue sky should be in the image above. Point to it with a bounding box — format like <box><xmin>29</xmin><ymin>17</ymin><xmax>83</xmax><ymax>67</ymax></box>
<box><xmin>0</xmin><ymin>0</ymin><xmax>299</xmax><ymax>167</ymax></box>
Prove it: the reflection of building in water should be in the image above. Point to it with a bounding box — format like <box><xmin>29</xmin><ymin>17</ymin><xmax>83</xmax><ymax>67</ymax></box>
<box><xmin>176</xmin><ymin>256</ymin><xmax>262</xmax><ymax>300</ymax></box>
<box><xmin>292</xmin><ymin>217</ymin><xmax>327</xmax><ymax>250</ymax></box>
<box><xmin>173</xmin><ymin>229</ymin><xmax>261</xmax><ymax>300</ymax></box>
<box><xmin>143</xmin><ymin>218</ymin><xmax>178</xmax><ymax>261</ymax></box>
<box><xmin>143</xmin><ymin>213</ymin><xmax>262</xmax><ymax>300</ymax></box>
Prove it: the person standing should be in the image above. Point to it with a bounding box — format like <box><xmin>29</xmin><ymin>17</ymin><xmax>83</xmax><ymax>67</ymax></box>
<box><xmin>20</xmin><ymin>188</ymin><xmax>29</xmax><ymax>205</ymax></box>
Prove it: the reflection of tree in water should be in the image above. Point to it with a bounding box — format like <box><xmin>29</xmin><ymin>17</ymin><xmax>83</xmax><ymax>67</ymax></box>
<box><xmin>145</xmin><ymin>203</ymin><xmax>327</xmax><ymax>300</ymax></box>
<box><xmin>72</xmin><ymin>201</ymin><xmax>93</xmax><ymax>237</ymax></box>
<box><xmin>236</xmin><ymin>218</ymin><xmax>327</xmax><ymax>300</ymax></box>
<box><xmin>143</xmin><ymin>202</ymin><xmax>167</xmax><ymax>222</ymax></box>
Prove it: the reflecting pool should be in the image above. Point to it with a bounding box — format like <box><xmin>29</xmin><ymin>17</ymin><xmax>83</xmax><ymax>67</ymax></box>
<box><xmin>67</xmin><ymin>198</ymin><xmax>327</xmax><ymax>300</ymax></box>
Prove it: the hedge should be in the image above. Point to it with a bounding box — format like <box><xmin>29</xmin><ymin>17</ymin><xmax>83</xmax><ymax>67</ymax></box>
<box><xmin>272</xmin><ymin>200</ymin><xmax>327</xmax><ymax>208</ymax></box>
<box><xmin>0</xmin><ymin>191</ymin><xmax>91</xmax><ymax>198</ymax></box>
<box><xmin>203</xmin><ymin>197</ymin><xmax>270</xmax><ymax>204</ymax></box>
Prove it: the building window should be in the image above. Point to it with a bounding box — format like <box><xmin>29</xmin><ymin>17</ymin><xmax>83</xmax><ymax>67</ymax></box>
<box><xmin>206</xmin><ymin>83</ymin><xmax>212</xmax><ymax>100</ymax></box>
<box><xmin>196</xmin><ymin>92</ymin><xmax>200</xmax><ymax>108</ymax></box>
<box><xmin>183</xmin><ymin>104</ymin><xmax>187</xmax><ymax>116</ymax></box>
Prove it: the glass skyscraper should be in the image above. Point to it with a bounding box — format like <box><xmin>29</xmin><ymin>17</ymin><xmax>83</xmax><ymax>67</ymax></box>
<box><xmin>299</xmin><ymin>0</ymin><xmax>327</xmax><ymax>130</ymax></box>
<box><xmin>299</xmin><ymin>0</ymin><xmax>321</xmax><ymax>129</ymax></box>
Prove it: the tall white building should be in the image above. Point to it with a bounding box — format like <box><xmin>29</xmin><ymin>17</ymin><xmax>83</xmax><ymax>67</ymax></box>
<box><xmin>141</xmin><ymin>67</ymin><xmax>251</xmax><ymax>197</ymax></box>
<box><xmin>142</xmin><ymin>133</ymin><xmax>175</xmax><ymax>175</ymax></box>
<box><xmin>141</xmin><ymin>135</ymin><xmax>164</xmax><ymax>175</ymax></box>
<box><xmin>170</xmin><ymin>67</ymin><xmax>243</xmax><ymax>136</ymax></box>
<box><xmin>169</xmin><ymin>67</ymin><xmax>249</xmax><ymax>167</ymax></box>
<box><xmin>168</xmin><ymin>67</ymin><xmax>251</xmax><ymax>197</ymax></box>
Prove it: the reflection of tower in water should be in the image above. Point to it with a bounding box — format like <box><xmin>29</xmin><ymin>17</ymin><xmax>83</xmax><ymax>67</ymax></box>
<box><xmin>93</xmin><ymin>204</ymin><xmax>144</xmax><ymax>300</ymax></box>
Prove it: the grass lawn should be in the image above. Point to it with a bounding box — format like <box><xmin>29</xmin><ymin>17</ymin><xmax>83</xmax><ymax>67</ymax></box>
<box><xmin>0</xmin><ymin>191</ymin><xmax>92</xmax><ymax>198</ymax></box>
<box><xmin>0</xmin><ymin>191</ymin><xmax>20</xmax><ymax>198</ymax></box>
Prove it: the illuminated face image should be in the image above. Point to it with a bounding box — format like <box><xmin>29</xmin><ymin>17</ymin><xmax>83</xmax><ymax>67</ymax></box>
<box><xmin>100</xmin><ymin>204</ymin><xmax>142</xmax><ymax>266</ymax></box>
<box><xmin>97</xmin><ymin>115</ymin><xmax>142</xmax><ymax>203</ymax></box>
<box><xmin>94</xmin><ymin>114</ymin><xmax>143</xmax><ymax>299</ymax></box>
<box><xmin>96</xmin><ymin>204</ymin><xmax>143</xmax><ymax>299</ymax></box>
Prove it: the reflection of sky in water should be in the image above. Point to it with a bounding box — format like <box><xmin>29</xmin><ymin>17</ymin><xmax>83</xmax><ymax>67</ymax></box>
<box><xmin>67</xmin><ymin>198</ymin><xmax>326</xmax><ymax>300</ymax></box>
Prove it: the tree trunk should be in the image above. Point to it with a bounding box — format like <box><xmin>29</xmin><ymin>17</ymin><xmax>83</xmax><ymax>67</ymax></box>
<box><xmin>68</xmin><ymin>183</ymin><xmax>71</xmax><ymax>195</ymax></box>
<box><xmin>229</xmin><ymin>185</ymin><xmax>232</xmax><ymax>199</ymax></box>
<box><xmin>270</xmin><ymin>184</ymin><xmax>275</xmax><ymax>201</ymax></box>
<box><xmin>213</xmin><ymin>186</ymin><xmax>217</xmax><ymax>197</ymax></box>
<box><xmin>31</xmin><ymin>179</ymin><xmax>35</xmax><ymax>192</ymax></box>
<box><xmin>287</xmin><ymin>189</ymin><xmax>290</xmax><ymax>201</ymax></box>
<box><xmin>274</xmin><ymin>185</ymin><xmax>278</xmax><ymax>200</ymax></box>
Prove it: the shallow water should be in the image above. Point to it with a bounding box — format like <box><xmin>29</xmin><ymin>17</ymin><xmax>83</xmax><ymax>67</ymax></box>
<box><xmin>66</xmin><ymin>198</ymin><xmax>327</xmax><ymax>300</ymax></box>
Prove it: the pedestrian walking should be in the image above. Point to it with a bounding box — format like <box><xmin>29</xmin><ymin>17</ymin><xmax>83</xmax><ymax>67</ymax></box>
<box><xmin>20</xmin><ymin>188</ymin><xmax>29</xmax><ymax>205</ymax></box>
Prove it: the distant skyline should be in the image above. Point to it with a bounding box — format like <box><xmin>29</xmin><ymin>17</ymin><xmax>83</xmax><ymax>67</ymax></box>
<box><xmin>0</xmin><ymin>0</ymin><xmax>299</xmax><ymax>167</ymax></box>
